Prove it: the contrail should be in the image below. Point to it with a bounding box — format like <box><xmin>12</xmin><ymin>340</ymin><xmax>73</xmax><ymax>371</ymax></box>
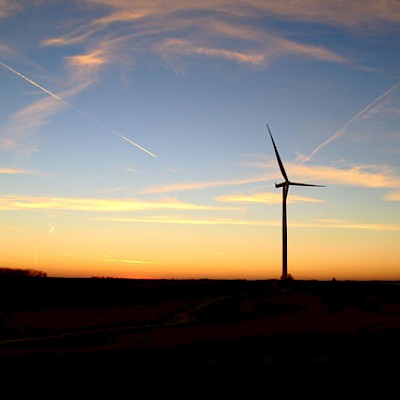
<box><xmin>301</xmin><ymin>81</ymin><xmax>400</xmax><ymax>163</ymax></box>
<box><xmin>0</xmin><ymin>60</ymin><xmax>157</xmax><ymax>158</ymax></box>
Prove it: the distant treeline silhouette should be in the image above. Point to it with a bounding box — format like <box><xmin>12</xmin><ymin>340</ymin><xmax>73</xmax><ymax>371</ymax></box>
<box><xmin>0</xmin><ymin>267</ymin><xmax>47</xmax><ymax>278</ymax></box>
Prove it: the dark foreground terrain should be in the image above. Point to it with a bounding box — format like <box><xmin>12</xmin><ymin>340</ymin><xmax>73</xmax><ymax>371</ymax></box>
<box><xmin>1</xmin><ymin>277</ymin><xmax>399</xmax><ymax>375</ymax></box>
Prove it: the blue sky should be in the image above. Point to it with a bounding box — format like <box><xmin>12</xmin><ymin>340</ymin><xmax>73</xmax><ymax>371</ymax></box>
<box><xmin>0</xmin><ymin>1</ymin><xmax>399</xmax><ymax>280</ymax></box>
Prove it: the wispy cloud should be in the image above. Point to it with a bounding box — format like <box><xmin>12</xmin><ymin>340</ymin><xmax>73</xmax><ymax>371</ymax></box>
<box><xmin>126</xmin><ymin>167</ymin><xmax>137</xmax><ymax>174</ymax></box>
<box><xmin>253</xmin><ymin>158</ymin><xmax>400</xmax><ymax>189</ymax></box>
<box><xmin>95</xmin><ymin>214</ymin><xmax>400</xmax><ymax>232</ymax></box>
<box><xmin>0</xmin><ymin>195</ymin><xmax>243</xmax><ymax>212</ymax></box>
<box><xmin>0</xmin><ymin>1</ymin><xmax>20</xmax><ymax>18</ymax></box>
<box><xmin>85</xmin><ymin>1</ymin><xmax>400</xmax><ymax>28</ymax></box>
<box><xmin>0</xmin><ymin>41</ymin><xmax>15</xmax><ymax>55</ymax></box>
<box><xmin>277</xmin><ymin>38</ymin><xmax>349</xmax><ymax>64</ymax></box>
<box><xmin>96</xmin><ymin>186</ymin><xmax>128</xmax><ymax>194</ymax></box>
<box><xmin>158</xmin><ymin>38</ymin><xmax>266</xmax><ymax>67</ymax></box>
<box><xmin>65</xmin><ymin>50</ymin><xmax>107</xmax><ymax>86</ymax></box>
<box><xmin>102</xmin><ymin>254</ymin><xmax>154</xmax><ymax>264</ymax></box>
<box><xmin>14</xmin><ymin>144</ymin><xmax>41</xmax><ymax>159</ymax></box>
<box><xmin>142</xmin><ymin>160</ymin><xmax>399</xmax><ymax>196</ymax></box>
<box><xmin>384</xmin><ymin>191</ymin><xmax>400</xmax><ymax>201</ymax></box>
<box><xmin>317</xmin><ymin>218</ymin><xmax>400</xmax><ymax>232</ymax></box>
<box><xmin>97</xmin><ymin>214</ymin><xmax>280</xmax><ymax>227</ymax></box>
<box><xmin>0</xmin><ymin>167</ymin><xmax>40</xmax><ymax>175</ymax></box>
<box><xmin>250</xmin><ymin>0</ymin><xmax>400</xmax><ymax>27</ymax></box>
<box><xmin>141</xmin><ymin>175</ymin><xmax>270</xmax><ymax>194</ymax></box>
<box><xmin>43</xmin><ymin>1</ymin><xmax>353</xmax><ymax>73</ymax></box>
<box><xmin>289</xmin><ymin>162</ymin><xmax>400</xmax><ymax>188</ymax></box>
<box><xmin>0</xmin><ymin>95</ymin><xmax>66</xmax><ymax>150</ymax></box>
<box><xmin>216</xmin><ymin>192</ymin><xmax>324</xmax><ymax>205</ymax></box>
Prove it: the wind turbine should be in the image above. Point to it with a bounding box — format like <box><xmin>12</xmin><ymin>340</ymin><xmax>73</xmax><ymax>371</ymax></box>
<box><xmin>267</xmin><ymin>124</ymin><xmax>325</xmax><ymax>280</ymax></box>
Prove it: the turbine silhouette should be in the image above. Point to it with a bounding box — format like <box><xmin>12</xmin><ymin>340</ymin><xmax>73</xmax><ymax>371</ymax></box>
<box><xmin>267</xmin><ymin>124</ymin><xmax>325</xmax><ymax>280</ymax></box>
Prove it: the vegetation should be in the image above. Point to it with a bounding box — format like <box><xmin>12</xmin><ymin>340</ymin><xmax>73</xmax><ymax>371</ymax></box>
<box><xmin>0</xmin><ymin>267</ymin><xmax>47</xmax><ymax>278</ymax></box>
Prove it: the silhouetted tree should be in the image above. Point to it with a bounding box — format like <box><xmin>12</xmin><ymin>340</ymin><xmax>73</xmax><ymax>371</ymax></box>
<box><xmin>0</xmin><ymin>267</ymin><xmax>47</xmax><ymax>278</ymax></box>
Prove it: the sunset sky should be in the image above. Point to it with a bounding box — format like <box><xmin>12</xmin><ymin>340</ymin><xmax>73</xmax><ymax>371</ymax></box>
<box><xmin>1</xmin><ymin>1</ymin><xmax>399</xmax><ymax>280</ymax></box>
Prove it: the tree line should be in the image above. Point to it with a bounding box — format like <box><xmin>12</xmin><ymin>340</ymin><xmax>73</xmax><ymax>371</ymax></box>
<box><xmin>0</xmin><ymin>267</ymin><xmax>47</xmax><ymax>278</ymax></box>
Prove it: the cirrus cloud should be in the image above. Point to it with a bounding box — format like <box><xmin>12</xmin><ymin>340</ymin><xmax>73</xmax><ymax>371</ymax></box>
<box><xmin>0</xmin><ymin>195</ymin><xmax>244</xmax><ymax>212</ymax></box>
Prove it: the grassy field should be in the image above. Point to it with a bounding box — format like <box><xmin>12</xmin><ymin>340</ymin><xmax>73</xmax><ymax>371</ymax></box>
<box><xmin>1</xmin><ymin>277</ymin><xmax>400</xmax><ymax>372</ymax></box>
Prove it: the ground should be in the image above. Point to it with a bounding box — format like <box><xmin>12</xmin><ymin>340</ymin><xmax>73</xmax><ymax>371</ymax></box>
<box><xmin>1</xmin><ymin>278</ymin><xmax>399</xmax><ymax>375</ymax></box>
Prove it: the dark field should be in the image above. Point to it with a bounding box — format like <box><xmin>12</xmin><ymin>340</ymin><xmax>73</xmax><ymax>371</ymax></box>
<box><xmin>1</xmin><ymin>277</ymin><xmax>400</xmax><ymax>374</ymax></box>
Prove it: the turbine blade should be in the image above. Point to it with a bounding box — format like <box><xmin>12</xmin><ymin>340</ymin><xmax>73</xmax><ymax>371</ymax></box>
<box><xmin>267</xmin><ymin>124</ymin><xmax>289</xmax><ymax>182</ymax></box>
<box><xmin>289</xmin><ymin>182</ymin><xmax>326</xmax><ymax>187</ymax></box>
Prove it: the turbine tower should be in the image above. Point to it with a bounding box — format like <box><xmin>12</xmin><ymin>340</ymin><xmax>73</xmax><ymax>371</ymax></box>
<box><xmin>267</xmin><ymin>124</ymin><xmax>325</xmax><ymax>280</ymax></box>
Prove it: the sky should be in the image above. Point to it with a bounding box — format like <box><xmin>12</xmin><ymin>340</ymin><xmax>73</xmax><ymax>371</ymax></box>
<box><xmin>0</xmin><ymin>0</ymin><xmax>399</xmax><ymax>281</ymax></box>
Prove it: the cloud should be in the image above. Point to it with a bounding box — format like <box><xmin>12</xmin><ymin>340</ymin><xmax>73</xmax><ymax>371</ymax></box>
<box><xmin>42</xmin><ymin>33</ymin><xmax>92</xmax><ymax>47</ymax></box>
<box><xmin>0</xmin><ymin>41</ymin><xmax>14</xmax><ymax>55</ymax></box>
<box><xmin>141</xmin><ymin>175</ymin><xmax>269</xmax><ymax>194</ymax></box>
<box><xmin>317</xmin><ymin>218</ymin><xmax>400</xmax><ymax>232</ymax></box>
<box><xmin>142</xmin><ymin>160</ymin><xmax>399</xmax><ymax>196</ymax></box>
<box><xmin>158</xmin><ymin>38</ymin><xmax>266</xmax><ymax>67</ymax></box>
<box><xmin>0</xmin><ymin>195</ymin><xmax>243</xmax><ymax>212</ymax></box>
<box><xmin>102</xmin><ymin>255</ymin><xmax>154</xmax><ymax>264</ymax></box>
<box><xmin>253</xmin><ymin>0</ymin><xmax>400</xmax><ymax>27</ymax></box>
<box><xmin>96</xmin><ymin>214</ymin><xmax>280</xmax><ymax>227</ymax></box>
<box><xmin>384</xmin><ymin>191</ymin><xmax>400</xmax><ymax>201</ymax></box>
<box><xmin>289</xmin><ymin>163</ymin><xmax>400</xmax><ymax>188</ymax></box>
<box><xmin>14</xmin><ymin>144</ymin><xmax>41</xmax><ymax>159</ymax></box>
<box><xmin>67</xmin><ymin>50</ymin><xmax>106</xmax><ymax>68</ymax></box>
<box><xmin>0</xmin><ymin>167</ymin><xmax>40</xmax><ymax>175</ymax></box>
<box><xmin>65</xmin><ymin>49</ymin><xmax>109</xmax><ymax>88</ymax></box>
<box><xmin>254</xmin><ymin>158</ymin><xmax>399</xmax><ymax>189</ymax></box>
<box><xmin>93</xmin><ymin>10</ymin><xmax>151</xmax><ymax>25</ymax></box>
<box><xmin>86</xmin><ymin>1</ymin><xmax>400</xmax><ymax>28</ymax></box>
<box><xmin>0</xmin><ymin>95</ymin><xmax>66</xmax><ymax>149</ymax></box>
<box><xmin>95</xmin><ymin>214</ymin><xmax>400</xmax><ymax>232</ymax></box>
<box><xmin>0</xmin><ymin>0</ymin><xmax>20</xmax><ymax>18</ymax></box>
<box><xmin>96</xmin><ymin>186</ymin><xmax>128</xmax><ymax>194</ymax></box>
<box><xmin>43</xmin><ymin>1</ymin><xmax>352</xmax><ymax>72</ymax></box>
<box><xmin>204</xmin><ymin>18</ymin><xmax>264</xmax><ymax>42</ymax></box>
<box><xmin>216</xmin><ymin>192</ymin><xmax>324</xmax><ymax>205</ymax></box>
<box><xmin>277</xmin><ymin>38</ymin><xmax>349</xmax><ymax>64</ymax></box>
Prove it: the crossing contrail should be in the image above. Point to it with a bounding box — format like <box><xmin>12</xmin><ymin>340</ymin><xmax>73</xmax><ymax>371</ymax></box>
<box><xmin>0</xmin><ymin>60</ymin><xmax>157</xmax><ymax>158</ymax></box>
<box><xmin>301</xmin><ymin>81</ymin><xmax>400</xmax><ymax>163</ymax></box>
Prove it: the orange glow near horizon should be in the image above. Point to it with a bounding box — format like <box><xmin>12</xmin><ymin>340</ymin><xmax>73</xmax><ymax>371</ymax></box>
<box><xmin>1</xmin><ymin>214</ymin><xmax>399</xmax><ymax>281</ymax></box>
